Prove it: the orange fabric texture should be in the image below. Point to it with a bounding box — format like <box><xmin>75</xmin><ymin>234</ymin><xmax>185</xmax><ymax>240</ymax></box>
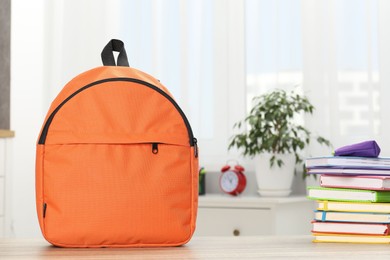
<box><xmin>36</xmin><ymin>66</ymin><xmax>199</xmax><ymax>247</ymax></box>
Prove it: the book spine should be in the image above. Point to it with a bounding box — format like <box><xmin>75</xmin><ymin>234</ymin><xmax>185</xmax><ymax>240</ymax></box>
<box><xmin>375</xmin><ymin>191</ymin><xmax>390</xmax><ymax>202</ymax></box>
<box><xmin>317</xmin><ymin>211</ymin><xmax>326</xmax><ymax>221</ymax></box>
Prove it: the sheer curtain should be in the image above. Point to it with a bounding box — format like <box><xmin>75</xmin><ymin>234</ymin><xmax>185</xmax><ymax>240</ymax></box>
<box><xmin>120</xmin><ymin>0</ymin><xmax>215</xmax><ymax>140</ymax></box>
<box><xmin>246</xmin><ymin>0</ymin><xmax>390</xmax><ymax>159</ymax></box>
<box><xmin>301</xmin><ymin>0</ymin><xmax>390</xmax><ymax>156</ymax></box>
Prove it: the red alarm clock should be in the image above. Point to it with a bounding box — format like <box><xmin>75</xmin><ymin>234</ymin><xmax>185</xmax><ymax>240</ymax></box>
<box><xmin>219</xmin><ymin>161</ymin><xmax>246</xmax><ymax>196</ymax></box>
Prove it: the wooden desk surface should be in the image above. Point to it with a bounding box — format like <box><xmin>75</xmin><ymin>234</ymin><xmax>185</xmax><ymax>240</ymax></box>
<box><xmin>1</xmin><ymin>236</ymin><xmax>390</xmax><ymax>259</ymax></box>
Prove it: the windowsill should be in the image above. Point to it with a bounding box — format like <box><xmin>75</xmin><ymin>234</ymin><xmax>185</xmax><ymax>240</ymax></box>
<box><xmin>0</xmin><ymin>129</ymin><xmax>14</xmax><ymax>138</ymax></box>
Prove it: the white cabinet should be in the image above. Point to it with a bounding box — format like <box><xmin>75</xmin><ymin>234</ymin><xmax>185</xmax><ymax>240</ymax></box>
<box><xmin>194</xmin><ymin>195</ymin><xmax>314</xmax><ymax>236</ymax></box>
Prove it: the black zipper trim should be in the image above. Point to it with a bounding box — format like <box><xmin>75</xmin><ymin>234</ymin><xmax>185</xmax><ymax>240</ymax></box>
<box><xmin>43</xmin><ymin>203</ymin><xmax>47</xmax><ymax>218</ymax></box>
<box><xmin>38</xmin><ymin>78</ymin><xmax>195</xmax><ymax>146</ymax></box>
<box><xmin>193</xmin><ymin>138</ymin><xmax>198</xmax><ymax>158</ymax></box>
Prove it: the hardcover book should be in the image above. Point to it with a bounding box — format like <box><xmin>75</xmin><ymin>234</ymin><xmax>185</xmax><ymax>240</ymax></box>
<box><xmin>307</xmin><ymin>167</ymin><xmax>390</xmax><ymax>176</ymax></box>
<box><xmin>312</xmin><ymin>233</ymin><xmax>390</xmax><ymax>244</ymax></box>
<box><xmin>305</xmin><ymin>156</ymin><xmax>390</xmax><ymax>169</ymax></box>
<box><xmin>314</xmin><ymin>211</ymin><xmax>390</xmax><ymax>223</ymax></box>
<box><xmin>312</xmin><ymin>221</ymin><xmax>390</xmax><ymax>235</ymax></box>
<box><xmin>316</xmin><ymin>200</ymin><xmax>390</xmax><ymax>213</ymax></box>
<box><xmin>320</xmin><ymin>175</ymin><xmax>390</xmax><ymax>190</ymax></box>
<box><xmin>307</xmin><ymin>186</ymin><xmax>390</xmax><ymax>202</ymax></box>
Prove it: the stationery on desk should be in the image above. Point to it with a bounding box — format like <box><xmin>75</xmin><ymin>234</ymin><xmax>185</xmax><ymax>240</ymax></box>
<box><xmin>306</xmin><ymin>140</ymin><xmax>390</xmax><ymax>244</ymax></box>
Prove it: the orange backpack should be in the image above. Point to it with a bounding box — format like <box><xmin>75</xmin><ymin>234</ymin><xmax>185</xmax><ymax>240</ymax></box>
<box><xmin>35</xmin><ymin>39</ymin><xmax>199</xmax><ymax>247</ymax></box>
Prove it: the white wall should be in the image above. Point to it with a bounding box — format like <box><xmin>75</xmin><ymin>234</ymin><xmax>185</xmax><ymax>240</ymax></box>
<box><xmin>10</xmin><ymin>0</ymin><xmax>45</xmax><ymax>237</ymax></box>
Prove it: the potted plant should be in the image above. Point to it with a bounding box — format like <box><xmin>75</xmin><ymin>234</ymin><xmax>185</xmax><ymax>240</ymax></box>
<box><xmin>228</xmin><ymin>89</ymin><xmax>331</xmax><ymax>197</ymax></box>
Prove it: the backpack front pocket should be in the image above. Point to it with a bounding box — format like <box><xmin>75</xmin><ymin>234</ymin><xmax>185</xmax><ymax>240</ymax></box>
<box><xmin>41</xmin><ymin>142</ymin><xmax>193</xmax><ymax>247</ymax></box>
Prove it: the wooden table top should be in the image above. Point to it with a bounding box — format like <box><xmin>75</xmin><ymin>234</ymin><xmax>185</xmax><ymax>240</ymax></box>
<box><xmin>1</xmin><ymin>236</ymin><xmax>390</xmax><ymax>259</ymax></box>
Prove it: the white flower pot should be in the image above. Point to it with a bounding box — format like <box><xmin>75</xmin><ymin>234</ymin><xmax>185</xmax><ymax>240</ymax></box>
<box><xmin>254</xmin><ymin>153</ymin><xmax>295</xmax><ymax>197</ymax></box>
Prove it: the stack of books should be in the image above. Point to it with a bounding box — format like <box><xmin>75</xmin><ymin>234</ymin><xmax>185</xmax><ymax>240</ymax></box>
<box><xmin>306</xmin><ymin>156</ymin><xmax>390</xmax><ymax>243</ymax></box>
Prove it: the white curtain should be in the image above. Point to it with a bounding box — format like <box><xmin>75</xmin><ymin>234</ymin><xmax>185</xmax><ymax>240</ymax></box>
<box><xmin>246</xmin><ymin>0</ymin><xmax>390</xmax><ymax>157</ymax></box>
<box><xmin>43</xmin><ymin>0</ymin><xmax>390</xmax><ymax>165</ymax></box>
<box><xmin>301</xmin><ymin>0</ymin><xmax>390</xmax><ymax>155</ymax></box>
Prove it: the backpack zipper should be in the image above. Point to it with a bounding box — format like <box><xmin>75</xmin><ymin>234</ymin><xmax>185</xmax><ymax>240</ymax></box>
<box><xmin>152</xmin><ymin>143</ymin><xmax>159</xmax><ymax>154</ymax></box>
<box><xmin>193</xmin><ymin>138</ymin><xmax>198</xmax><ymax>158</ymax></box>
<box><xmin>38</xmin><ymin>78</ymin><xmax>196</xmax><ymax>148</ymax></box>
<box><xmin>43</xmin><ymin>203</ymin><xmax>47</xmax><ymax>218</ymax></box>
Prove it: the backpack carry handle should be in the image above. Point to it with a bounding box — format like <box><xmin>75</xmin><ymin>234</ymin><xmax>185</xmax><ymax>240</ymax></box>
<box><xmin>101</xmin><ymin>39</ymin><xmax>130</xmax><ymax>67</ymax></box>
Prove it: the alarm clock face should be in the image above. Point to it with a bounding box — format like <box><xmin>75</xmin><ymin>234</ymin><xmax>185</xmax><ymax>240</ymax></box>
<box><xmin>220</xmin><ymin>171</ymin><xmax>239</xmax><ymax>193</ymax></box>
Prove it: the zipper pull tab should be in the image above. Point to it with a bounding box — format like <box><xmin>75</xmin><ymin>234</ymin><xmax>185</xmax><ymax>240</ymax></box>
<box><xmin>193</xmin><ymin>138</ymin><xmax>198</xmax><ymax>158</ymax></box>
<box><xmin>43</xmin><ymin>203</ymin><xmax>47</xmax><ymax>218</ymax></box>
<box><xmin>152</xmin><ymin>143</ymin><xmax>159</xmax><ymax>154</ymax></box>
